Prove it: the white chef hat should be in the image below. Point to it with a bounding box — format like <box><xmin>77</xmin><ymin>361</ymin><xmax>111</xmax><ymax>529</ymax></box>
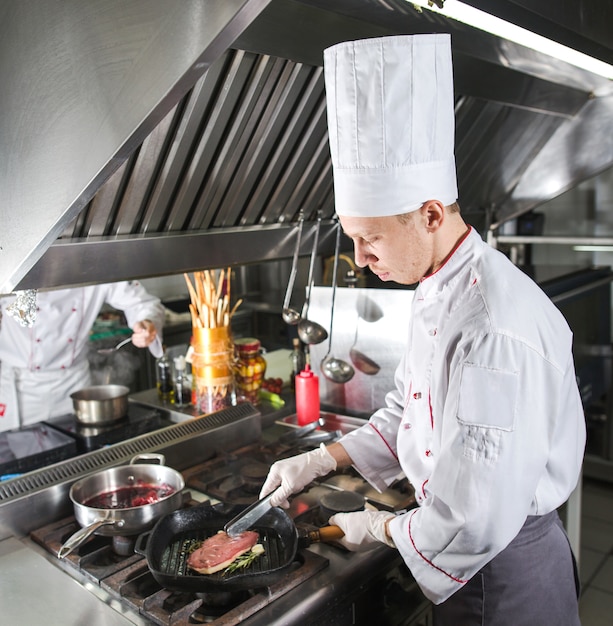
<box><xmin>324</xmin><ymin>33</ymin><xmax>458</xmax><ymax>217</ymax></box>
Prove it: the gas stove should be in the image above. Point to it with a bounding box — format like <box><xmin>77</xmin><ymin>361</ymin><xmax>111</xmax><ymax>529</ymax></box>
<box><xmin>15</xmin><ymin>410</ymin><xmax>431</xmax><ymax>625</ymax></box>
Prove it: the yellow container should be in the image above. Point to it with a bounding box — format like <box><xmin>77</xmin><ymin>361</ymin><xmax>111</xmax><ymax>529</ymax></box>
<box><xmin>191</xmin><ymin>326</ymin><xmax>236</xmax><ymax>412</ymax></box>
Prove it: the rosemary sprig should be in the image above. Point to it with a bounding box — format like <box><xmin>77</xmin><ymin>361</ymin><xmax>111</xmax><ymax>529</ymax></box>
<box><xmin>222</xmin><ymin>545</ymin><xmax>264</xmax><ymax>576</ymax></box>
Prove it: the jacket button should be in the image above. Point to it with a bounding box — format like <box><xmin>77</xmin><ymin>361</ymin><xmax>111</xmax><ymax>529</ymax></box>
<box><xmin>404</xmin><ymin>422</ymin><xmax>412</xmax><ymax>430</ymax></box>
<box><xmin>428</xmin><ymin>328</ymin><xmax>437</xmax><ymax>336</ymax></box>
<box><xmin>425</xmin><ymin>449</ymin><xmax>432</xmax><ymax>457</ymax></box>
<box><xmin>413</xmin><ymin>392</ymin><xmax>421</xmax><ymax>400</ymax></box>
<box><xmin>67</xmin><ymin>338</ymin><xmax>73</xmax><ymax>343</ymax></box>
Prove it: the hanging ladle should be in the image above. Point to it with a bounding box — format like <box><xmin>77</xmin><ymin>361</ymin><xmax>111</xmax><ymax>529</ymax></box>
<box><xmin>281</xmin><ymin>215</ymin><xmax>305</xmax><ymax>325</ymax></box>
<box><xmin>349</xmin><ymin>293</ymin><xmax>382</xmax><ymax>375</ymax></box>
<box><xmin>321</xmin><ymin>223</ymin><xmax>355</xmax><ymax>384</ymax></box>
<box><xmin>297</xmin><ymin>215</ymin><xmax>328</xmax><ymax>345</ymax></box>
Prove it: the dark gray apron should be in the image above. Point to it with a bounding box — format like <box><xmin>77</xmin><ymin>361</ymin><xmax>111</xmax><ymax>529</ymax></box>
<box><xmin>433</xmin><ymin>510</ymin><xmax>580</xmax><ymax>626</ymax></box>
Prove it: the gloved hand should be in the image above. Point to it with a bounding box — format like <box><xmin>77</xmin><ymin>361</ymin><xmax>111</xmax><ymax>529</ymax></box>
<box><xmin>329</xmin><ymin>510</ymin><xmax>396</xmax><ymax>552</ymax></box>
<box><xmin>260</xmin><ymin>443</ymin><xmax>337</xmax><ymax>508</ymax></box>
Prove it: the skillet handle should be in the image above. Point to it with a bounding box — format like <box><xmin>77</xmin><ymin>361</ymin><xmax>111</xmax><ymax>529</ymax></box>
<box><xmin>57</xmin><ymin>518</ymin><xmax>120</xmax><ymax>559</ymax></box>
<box><xmin>134</xmin><ymin>531</ymin><xmax>151</xmax><ymax>557</ymax></box>
<box><xmin>302</xmin><ymin>525</ymin><xmax>345</xmax><ymax>545</ymax></box>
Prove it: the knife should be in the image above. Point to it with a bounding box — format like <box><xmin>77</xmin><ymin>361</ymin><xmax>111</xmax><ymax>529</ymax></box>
<box><xmin>224</xmin><ymin>492</ymin><xmax>275</xmax><ymax>537</ymax></box>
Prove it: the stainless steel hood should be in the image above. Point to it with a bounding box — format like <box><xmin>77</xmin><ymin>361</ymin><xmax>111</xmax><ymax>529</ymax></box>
<box><xmin>2</xmin><ymin>0</ymin><xmax>613</xmax><ymax>293</ymax></box>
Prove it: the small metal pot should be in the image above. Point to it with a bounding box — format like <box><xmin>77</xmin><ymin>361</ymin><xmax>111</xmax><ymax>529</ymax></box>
<box><xmin>71</xmin><ymin>384</ymin><xmax>129</xmax><ymax>424</ymax></box>
<box><xmin>58</xmin><ymin>454</ymin><xmax>184</xmax><ymax>558</ymax></box>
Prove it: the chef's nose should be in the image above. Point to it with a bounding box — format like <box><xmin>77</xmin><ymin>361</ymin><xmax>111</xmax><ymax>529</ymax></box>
<box><xmin>353</xmin><ymin>242</ymin><xmax>372</xmax><ymax>268</ymax></box>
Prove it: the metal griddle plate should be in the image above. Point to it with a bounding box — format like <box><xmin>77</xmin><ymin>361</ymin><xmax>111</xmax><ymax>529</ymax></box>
<box><xmin>138</xmin><ymin>502</ymin><xmax>299</xmax><ymax>592</ymax></box>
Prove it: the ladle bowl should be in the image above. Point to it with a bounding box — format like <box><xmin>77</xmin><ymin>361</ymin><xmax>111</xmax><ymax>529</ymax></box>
<box><xmin>320</xmin><ymin>222</ymin><xmax>354</xmax><ymax>383</ymax></box>
<box><xmin>298</xmin><ymin>318</ymin><xmax>328</xmax><ymax>345</ymax></box>
<box><xmin>321</xmin><ymin>355</ymin><xmax>355</xmax><ymax>383</ymax></box>
<box><xmin>282</xmin><ymin>307</ymin><xmax>301</xmax><ymax>325</ymax></box>
<box><xmin>349</xmin><ymin>347</ymin><xmax>381</xmax><ymax>376</ymax></box>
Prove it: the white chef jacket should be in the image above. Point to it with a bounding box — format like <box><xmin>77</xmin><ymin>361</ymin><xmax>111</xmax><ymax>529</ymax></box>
<box><xmin>0</xmin><ymin>281</ymin><xmax>165</xmax><ymax>431</ymax></box>
<box><xmin>339</xmin><ymin>227</ymin><xmax>586</xmax><ymax>604</ymax></box>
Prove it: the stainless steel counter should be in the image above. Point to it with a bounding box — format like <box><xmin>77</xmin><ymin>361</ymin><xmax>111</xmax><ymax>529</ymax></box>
<box><xmin>0</xmin><ymin>536</ymin><xmax>144</xmax><ymax>625</ymax></box>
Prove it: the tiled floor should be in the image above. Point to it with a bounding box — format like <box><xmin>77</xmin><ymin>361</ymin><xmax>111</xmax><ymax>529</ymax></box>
<box><xmin>579</xmin><ymin>477</ymin><xmax>613</xmax><ymax>626</ymax></box>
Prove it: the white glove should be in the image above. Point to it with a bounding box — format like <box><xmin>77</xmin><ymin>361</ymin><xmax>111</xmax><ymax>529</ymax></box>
<box><xmin>329</xmin><ymin>510</ymin><xmax>396</xmax><ymax>552</ymax></box>
<box><xmin>260</xmin><ymin>443</ymin><xmax>337</xmax><ymax>508</ymax></box>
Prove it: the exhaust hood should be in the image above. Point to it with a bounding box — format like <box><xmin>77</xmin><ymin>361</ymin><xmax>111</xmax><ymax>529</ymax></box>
<box><xmin>2</xmin><ymin>0</ymin><xmax>613</xmax><ymax>293</ymax></box>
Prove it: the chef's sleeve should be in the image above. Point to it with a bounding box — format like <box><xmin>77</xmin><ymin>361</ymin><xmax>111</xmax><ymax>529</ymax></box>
<box><xmin>338</xmin><ymin>354</ymin><xmax>407</xmax><ymax>492</ymax></box>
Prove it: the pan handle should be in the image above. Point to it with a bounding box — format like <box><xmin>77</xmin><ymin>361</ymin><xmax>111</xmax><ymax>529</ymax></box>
<box><xmin>300</xmin><ymin>525</ymin><xmax>345</xmax><ymax>546</ymax></box>
<box><xmin>134</xmin><ymin>531</ymin><xmax>151</xmax><ymax>557</ymax></box>
<box><xmin>57</xmin><ymin>518</ymin><xmax>123</xmax><ymax>559</ymax></box>
<box><xmin>130</xmin><ymin>453</ymin><xmax>165</xmax><ymax>466</ymax></box>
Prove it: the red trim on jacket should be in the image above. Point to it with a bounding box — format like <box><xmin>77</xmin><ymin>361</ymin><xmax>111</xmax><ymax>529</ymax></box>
<box><xmin>407</xmin><ymin>509</ymin><xmax>468</xmax><ymax>584</ymax></box>
<box><xmin>367</xmin><ymin>422</ymin><xmax>399</xmax><ymax>461</ymax></box>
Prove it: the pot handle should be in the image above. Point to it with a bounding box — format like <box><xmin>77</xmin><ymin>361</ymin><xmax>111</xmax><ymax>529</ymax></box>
<box><xmin>134</xmin><ymin>530</ymin><xmax>151</xmax><ymax>557</ymax></box>
<box><xmin>57</xmin><ymin>518</ymin><xmax>123</xmax><ymax>559</ymax></box>
<box><xmin>130</xmin><ymin>453</ymin><xmax>165</xmax><ymax>466</ymax></box>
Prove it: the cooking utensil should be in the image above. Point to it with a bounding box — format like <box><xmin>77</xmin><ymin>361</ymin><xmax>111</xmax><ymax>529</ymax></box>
<box><xmin>134</xmin><ymin>501</ymin><xmax>344</xmax><ymax>592</ymax></box>
<box><xmin>224</xmin><ymin>492</ymin><xmax>274</xmax><ymax>537</ymax></box>
<box><xmin>321</xmin><ymin>223</ymin><xmax>354</xmax><ymax>383</ymax></box>
<box><xmin>58</xmin><ymin>453</ymin><xmax>184</xmax><ymax>559</ymax></box>
<box><xmin>349</xmin><ymin>292</ymin><xmax>383</xmax><ymax>375</ymax></box>
<box><xmin>96</xmin><ymin>336</ymin><xmax>132</xmax><ymax>355</ymax></box>
<box><xmin>70</xmin><ymin>384</ymin><xmax>130</xmax><ymax>424</ymax></box>
<box><xmin>282</xmin><ymin>215</ymin><xmax>304</xmax><ymax>325</ymax></box>
<box><xmin>297</xmin><ymin>215</ymin><xmax>328</xmax><ymax>345</ymax></box>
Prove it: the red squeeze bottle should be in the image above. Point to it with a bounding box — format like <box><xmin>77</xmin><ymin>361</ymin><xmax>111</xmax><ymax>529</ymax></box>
<box><xmin>295</xmin><ymin>364</ymin><xmax>320</xmax><ymax>425</ymax></box>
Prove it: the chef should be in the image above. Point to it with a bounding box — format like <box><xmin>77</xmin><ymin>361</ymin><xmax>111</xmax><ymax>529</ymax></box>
<box><xmin>260</xmin><ymin>34</ymin><xmax>584</xmax><ymax>624</ymax></box>
<box><xmin>0</xmin><ymin>281</ymin><xmax>165</xmax><ymax>431</ymax></box>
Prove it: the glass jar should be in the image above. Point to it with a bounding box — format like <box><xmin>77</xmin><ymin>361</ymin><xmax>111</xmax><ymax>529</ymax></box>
<box><xmin>234</xmin><ymin>338</ymin><xmax>267</xmax><ymax>404</ymax></box>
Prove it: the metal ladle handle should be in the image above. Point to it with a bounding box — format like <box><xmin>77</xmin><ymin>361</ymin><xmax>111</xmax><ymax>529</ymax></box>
<box><xmin>323</xmin><ymin>221</ymin><xmax>341</xmax><ymax>361</ymax></box>
<box><xmin>302</xmin><ymin>214</ymin><xmax>322</xmax><ymax>319</ymax></box>
<box><xmin>282</xmin><ymin>215</ymin><xmax>304</xmax><ymax>311</ymax></box>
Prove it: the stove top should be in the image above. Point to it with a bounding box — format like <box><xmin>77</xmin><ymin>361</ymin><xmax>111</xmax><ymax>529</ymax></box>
<box><xmin>26</xmin><ymin>417</ymin><xmax>425</xmax><ymax>626</ymax></box>
<box><xmin>45</xmin><ymin>403</ymin><xmax>172</xmax><ymax>452</ymax></box>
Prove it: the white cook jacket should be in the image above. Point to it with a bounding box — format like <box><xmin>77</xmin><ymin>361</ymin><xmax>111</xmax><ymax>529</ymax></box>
<box><xmin>339</xmin><ymin>228</ymin><xmax>586</xmax><ymax>604</ymax></box>
<box><xmin>0</xmin><ymin>281</ymin><xmax>165</xmax><ymax>431</ymax></box>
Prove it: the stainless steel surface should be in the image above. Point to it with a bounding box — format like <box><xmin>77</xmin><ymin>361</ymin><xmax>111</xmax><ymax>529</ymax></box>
<box><xmin>5</xmin><ymin>1</ymin><xmax>611</xmax><ymax>293</ymax></box>
<box><xmin>321</xmin><ymin>222</ymin><xmax>355</xmax><ymax>383</ymax></box>
<box><xmin>224</xmin><ymin>492</ymin><xmax>274</xmax><ymax>536</ymax></box>
<box><xmin>309</xmin><ymin>287</ymin><xmax>415</xmax><ymax>415</ymax></box>
<box><xmin>1</xmin><ymin>0</ymin><xmax>273</xmax><ymax>293</ymax></box>
<box><xmin>71</xmin><ymin>384</ymin><xmax>130</xmax><ymax>424</ymax></box>
<box><xmin>350</xmin><ymin>292</ymin><xmax>383</xmax><ymax>376</ymax></box>
<box><xmin>0</xmin><ymin>537</ymin><xmax>141</xmax><ymax>625</ymax></box>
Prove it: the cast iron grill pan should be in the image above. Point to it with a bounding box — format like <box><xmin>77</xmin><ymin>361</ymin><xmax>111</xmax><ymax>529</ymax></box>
<box><xmin>135</xmin><ymin>501</ymin><xmax>299</xmax><ymax>592</ymax></box>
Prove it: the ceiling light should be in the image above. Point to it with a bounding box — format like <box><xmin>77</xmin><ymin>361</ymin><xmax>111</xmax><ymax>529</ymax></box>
<box><xmin>573</xmin><ymin>245</ymin><xmax>613</xmax><ymax>252</ymax></box>
<box><xmin>410</xmin><ymin>0</ymin><xmax>613</xmax><ymax>79</ymax></box>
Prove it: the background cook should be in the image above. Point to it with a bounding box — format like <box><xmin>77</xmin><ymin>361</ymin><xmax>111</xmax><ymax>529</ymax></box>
<box><xmin>0</xmin><ymin>280</ymin><xmax>165</xmax><ymax>431</ymax></box>
<box><xmin>260</xmin><ymin>34</ymin><xmax>585</xmax><ymax>625</ymax></box>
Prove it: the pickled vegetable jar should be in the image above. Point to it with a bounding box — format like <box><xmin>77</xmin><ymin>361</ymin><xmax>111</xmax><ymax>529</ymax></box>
<box><xmin>234</xmin><ymin>338</ymin><xmax>266</xmax><ymax>404</ymax></box>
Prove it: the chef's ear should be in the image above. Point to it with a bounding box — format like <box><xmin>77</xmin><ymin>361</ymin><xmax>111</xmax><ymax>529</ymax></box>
<box><xmin>420</xmin><ymin>199</ymin><xmax>445</xmax><ymax>232</ymax></box>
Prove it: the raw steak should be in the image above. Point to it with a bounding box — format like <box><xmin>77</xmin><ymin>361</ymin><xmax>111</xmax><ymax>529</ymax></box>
<box><xmin>187</xmin><ymin>530</ymin><xmax>259</xmax><ymax>574</ymax></box>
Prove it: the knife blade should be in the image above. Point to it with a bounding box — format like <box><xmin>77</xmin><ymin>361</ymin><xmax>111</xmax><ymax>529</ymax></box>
<box><xmin>224</xmin><ymin>492</ymin><xmax>275</xmax><ymax>537</ymax></box>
